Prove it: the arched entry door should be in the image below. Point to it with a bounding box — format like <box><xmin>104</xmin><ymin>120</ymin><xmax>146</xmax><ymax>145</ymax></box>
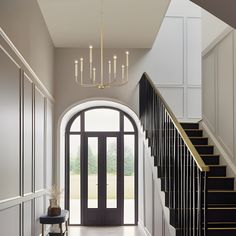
<box><xmin>65</xmin><ymin>107</ymin><xmax>138</xmax><ymax>226</ymax></box>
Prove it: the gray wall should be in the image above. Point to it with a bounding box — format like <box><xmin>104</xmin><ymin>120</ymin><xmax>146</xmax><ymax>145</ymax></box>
<box><xmin>0</xmin><ymin>0</ymin><xmax>54</xmax><ymax>95</ymax></box>
<box><xmin>202</xmin><ymin>30</ymin><xmax>236</xmax><ymax>168</ymax></box>
<box><xmin>0</xmin><ymin>1</ymin><xmax>54</xmax><ymax>235</ymax></box>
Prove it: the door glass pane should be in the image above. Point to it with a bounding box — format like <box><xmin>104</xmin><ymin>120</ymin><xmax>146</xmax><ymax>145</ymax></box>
<box><xmin>85</xmin><ymin>109</ymin><xmax>119</xmax><ymax>131</ymax></box>
<box><xmin>70</xmin><ymin>116</ymin><xmax>81</xmax><ymax>132</ymax></box>
<box><xmin>88</xmin><ymin>137</ymin><xmax>98</xmax><ymax>208</ymax></box>
<box><xmin>106</xmin><ymin>137</ymin><xmax>117</xmax><ymax>208</ymax></box>
<box><xmin>124</xmin><ymin>135</ymin><xmax>135</xmax><ymax>224</ymax></box>
<box><xmin>69</xmin><ymin>135</ymin><xmax>81</xmax><ymax>224</ymax></box>
<box><xmin>124</xmin><ymin>116</ymin><xmax>134</xmax><ymax>132</ymax></box>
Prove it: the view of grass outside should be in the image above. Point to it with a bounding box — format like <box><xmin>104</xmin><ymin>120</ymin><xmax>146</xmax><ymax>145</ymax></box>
<box><xmin>70</xmin><ymin>142</ymin><xmax>134</xmax><ymax>199</ymax></box>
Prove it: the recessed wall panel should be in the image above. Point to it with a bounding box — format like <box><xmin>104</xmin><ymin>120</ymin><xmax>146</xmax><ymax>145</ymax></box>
<box><xmin>35</xmin><ymin>87</ymin><xmax>45</xmax><ymax>191</ymax></box>
<box><xmin>35</xmin><ymin>196</ymin><xmax>45</xmax><ymax>236</ymax></box>
<box><xmin>153</xmin><ymin>17</ymin><xmax>184</xmax><ymax>85</ymax></box>
<box><xmin>187</xmin><ymin>88</ymin><xmax>201</xmax><ymax>118</ymax></box>
<box><xmin>217</xmin><ymin>33</ymin><xmax>234</xmax><ymax>155</ymax></box>
<box><xmin>159</xmin><ymin>87</ymin><xmax>184</xmax><ymax>118</ymax></box>
<box><xmin>187</xmin><ymin>18</ymin><xmax>201</xmax><ymax>86</ymax></box>
<box><xmin>0</xmin><ymin>205</ymin><xmax>20</xmax><ymax>236</ymax></box>
<box><xmin>202</xmin><ymin>52</ymin><xmax>216</xmax><ymax>131</ymax></box>
<box><xmin>46</xmin><ymin>101</ymin><xmax>53</xmax><ymax>188</ymax></box>
<box><xmin>24</xmin><ymin>74</ymin><xmax>33</xmax><ymax>195</ymax></box>
<box><xmin>23</xmin><ymin>200</ymin><xmax>32</xmax><ymax>236</ymax></box>
<box><xmin>0</xmin><ymin>49</ymin><xmax>20</xmax><ymax>201</ymax></box>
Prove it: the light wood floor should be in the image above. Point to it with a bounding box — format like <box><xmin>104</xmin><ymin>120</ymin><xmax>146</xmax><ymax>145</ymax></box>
<box><xmin>68</xmin><ymin>226</ymin><xmax>145</xmax><ymax>236</ymax></box>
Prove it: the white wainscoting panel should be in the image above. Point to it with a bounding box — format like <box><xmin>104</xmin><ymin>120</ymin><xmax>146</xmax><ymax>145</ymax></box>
<box><xmin>46</xmin><ymin>100</ymin><xmax>53</xmax><ymax>188</ymax></box>
<box><xmin>23</xmin><ymin>200</ymin><xmax>33</xmax><ymax>236</ymax></box>
<box><xmin>202</xmin><ymin>52</ymin><xmax>216</xmax><ymax>132</ymax></box>
<box><xmin>0</xmin><ymin>28</ymin><xmax>53</xmax><ymax>236</ymax></box>
<box><xmin>24</xmin><ymin>74</ymin><xmax>33</xmax><ymax>195</ymax></box>
<box><xmin>35</xmin><ymin>87</ymin><xmax>45</xmax><ymax>191</ymax></box>
<box><xmin>187</xmin><ymin>88</ymin><xmax>202</xmax><ymax>118</ymax></box>
<box><xmin>144</xmin><ymin>151</ymin><xmax>153</xmax><ymax>235</ymax></box>
<box><xmin>217</xmin><ymin>32</ymin><xmax>234</xmax><ymax>157</ymax></box>
<box><xmin>0</xmin><ymin>48</ymin><xmax>20</xmax><ymax>201</ymax></box>
<box><xmin>159</xmin><ymin>87</ymin><xmax>184</xmax><ymax>119</ymax></box>
<box><xmin>153</xmin><ymin>17</ymin><xmax>184</xmax><ymax>85</ymax></box>
<box><xmin>187</xmin><ymin>18</ymin><xmax>201</xmax><ymax>86</ymax></box>
<box><xmin>35</xmin><ymin>196</ymin><xmax>45</xmax><ymax>236</ymax></box>
<box><xmin>0</xmin><ymin>205</ymin><xmax>20</xmax><ymax>236</ymax></box>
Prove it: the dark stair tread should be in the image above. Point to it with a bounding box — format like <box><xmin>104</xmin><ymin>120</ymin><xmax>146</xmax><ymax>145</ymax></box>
<box><xmin>201</xmin><ymin>154</ymin><xmax>220</xmax><ymax>157</ymax></box>
<box><xmin>201</xmin><ymin>155</ymin><xmax>220</xmax><ymax>165</ymax></box>
<box><xmin>185</xmin><ymin>129</ymin><xmax>203</xmax><ymax>137</ymax></box>
<box><xmin>190</xmin><ymin>137</ymin><xmax>208</xmax><ymax>145</ymax></box>
<box><xmin>195</xmin><ymin>145</ymin><xmax>214</xmax><ymax>154</ymax></box>
<box><xmin>208</xmin><ymin>176</ymin><xmax>234</xmax><ymax>179</ymax></box>
<box><xmin>181</xmin><ymin>122</ymin><xmax>199</xmax><ymax>129</ymax></box>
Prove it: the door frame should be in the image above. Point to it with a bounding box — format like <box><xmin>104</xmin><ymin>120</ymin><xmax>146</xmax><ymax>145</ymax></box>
<box><xmin>81</xmin><ymin>132</ymin><xmax>123</xmax><ymax>226</ymax></box>
<box><xmin>65</xmin><ymin>106</ymin><xmax>138</xmax><ymax>226</ymax></box>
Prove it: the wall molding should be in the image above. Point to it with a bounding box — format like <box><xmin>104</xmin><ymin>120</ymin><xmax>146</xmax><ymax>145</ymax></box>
<box><xmin>0</xmin><ymin>190</ymin><xmax>46</xmax><ymax>211</ymax></box>
<box><xmin>0</xmin><ymin>27</ymin><xmax>54</xmax><ymax>102</ymax></box>
<box><xmin>202</xmin><ymin>26</ymin><xmax>233</xmax><ymax>57</ymax></box>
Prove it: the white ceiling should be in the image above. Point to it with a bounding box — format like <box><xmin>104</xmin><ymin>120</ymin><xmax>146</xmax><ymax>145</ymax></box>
<box><xmin>37</xmin><ymin>0</ymin><xmax>170</xmax><ymax>48</ymax></box>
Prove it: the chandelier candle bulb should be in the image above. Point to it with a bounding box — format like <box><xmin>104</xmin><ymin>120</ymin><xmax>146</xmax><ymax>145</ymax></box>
<box><xmin>89</xmin><ymin>45</ymin><xmax>93</xmax><ymax>63</ymax></box>
<box><xmin>74</xmin><ymin>60</ymin><xmax>78</xmax><ymax>82</ymax></box>
<box><xmin>126</xmin><ymin>51</ymin><xmax>129</xmax><ymax>67</ymax></box>
<box><xmin>93</xmin><ymin>67</ymin><xmax>96</xmax><ymax>83</ymax></box>
<box><xmin>108</xmin><ymin>61</ymin><xmax>111</xmax><ymax>82</ymax></box>
<box><xmin>80</xmin><ymin>58</ymin><xmax>83</xmax><ymax>72</ymax></box>
<box><xmin>122</xmin><ymin>65</ymin><xmax>125</xmax><ymax>80</ymax></box>
<box><xmin>113</xmin><ymin>55</ymin><xmax>117</xmax><ymax>77</ymax></box>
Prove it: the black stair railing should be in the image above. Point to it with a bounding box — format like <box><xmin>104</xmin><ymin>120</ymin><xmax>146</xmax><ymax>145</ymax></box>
<box><xmin>139</xmin><ymin>73</ymin><xmax>209</xmax><ymax>236</ymax></box>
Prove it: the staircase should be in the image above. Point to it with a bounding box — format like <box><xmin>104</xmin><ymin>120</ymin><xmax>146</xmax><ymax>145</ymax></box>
<box><xmin>180</xmin><ymin>122</ymin><xmax>236</xmax><ymax>236</ymax></box>
<box><xmin>139</xmin><ymin>73</ymin><xmax>236</xmax><ymax>236</ymax></box>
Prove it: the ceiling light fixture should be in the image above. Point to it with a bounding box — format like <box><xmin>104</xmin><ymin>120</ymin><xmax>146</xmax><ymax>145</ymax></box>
<box><xmin>74</xmin><ymin>0</ymin><xmax>129</xmax><ymax>89</ymax></box>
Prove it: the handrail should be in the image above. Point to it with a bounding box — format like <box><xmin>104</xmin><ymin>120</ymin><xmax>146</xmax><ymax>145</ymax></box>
<box><xmin>143</xmin><ymin>72</ymin><xmax>209</xmax><ymax>172</ymax></box>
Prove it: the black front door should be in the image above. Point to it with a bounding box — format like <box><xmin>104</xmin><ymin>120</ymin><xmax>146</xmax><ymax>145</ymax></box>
<box><xmin>81</xmin><ymin>133</ymin><xmax>123</xmax><ymax>225</ymax></box>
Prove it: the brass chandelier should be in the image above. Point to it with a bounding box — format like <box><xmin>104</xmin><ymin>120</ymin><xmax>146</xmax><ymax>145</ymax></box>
<box><xmin>74</xmin><ymin>0</ymin><xmax>129</xmax><ymax>89</ymax></box>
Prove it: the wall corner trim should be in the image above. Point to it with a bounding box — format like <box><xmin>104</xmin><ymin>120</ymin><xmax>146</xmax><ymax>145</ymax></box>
<box><xmin>202</xmin><ymin>26</ymin><xmax>233</xmax><ymax>56</ymax></box>
<box><xmin>0</xmin><ymin>27</ymin><xmax>54</xmax><ymax>102</ymax></box>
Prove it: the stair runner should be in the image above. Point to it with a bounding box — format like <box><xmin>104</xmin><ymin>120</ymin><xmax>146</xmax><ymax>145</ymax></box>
<box><xmin>174</xmin><ymin>123</ymin><xmax>236</xmax><ymax>236</ymax></box>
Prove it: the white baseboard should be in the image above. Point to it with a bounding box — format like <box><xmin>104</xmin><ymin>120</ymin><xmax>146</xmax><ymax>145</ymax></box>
<box><xmin>138</xmin><ymin>220</ymin><xmax>152</xmax><ymax>236</ymax></box>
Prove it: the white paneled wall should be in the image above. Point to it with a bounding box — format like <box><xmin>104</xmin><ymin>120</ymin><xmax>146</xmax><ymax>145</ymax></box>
<box><xmin>141</xmin><ymin>137</ymin><xmax>175</xmax><ymax>236</ymax></box>
<box><xmin>154</xmin><ymin>0</ymin><xmax>202</xmax><ymax>120</ymax></box>
<box><xmin>202</xmin><ymin>30</ymin><xmax>236</xmax><ymax>164</ymax></box>
<box><xmin>0</xmin><ymin>31</ymin><xmax>53</xmax><ymax>236</ymax></box>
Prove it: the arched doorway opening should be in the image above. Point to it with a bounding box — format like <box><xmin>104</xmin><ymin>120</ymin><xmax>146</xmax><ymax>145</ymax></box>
<box><xmin>64</xmin><ymin>106</ymin><xmax>138</xmax><ymax>226</ymax></box>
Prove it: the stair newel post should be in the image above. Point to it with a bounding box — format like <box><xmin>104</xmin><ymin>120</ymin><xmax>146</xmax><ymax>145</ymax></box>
<box><xmin>203</xmin><ymin>171</ymin><xmax>208</xmax><ymax>236</ymax></box>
